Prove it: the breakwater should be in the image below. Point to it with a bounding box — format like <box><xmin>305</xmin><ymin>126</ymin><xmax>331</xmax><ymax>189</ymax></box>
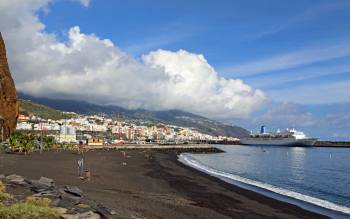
<box><xmin>315</xmin><ymin>141</ymin><xmax>350</xmax><ymax>148</ymax></box>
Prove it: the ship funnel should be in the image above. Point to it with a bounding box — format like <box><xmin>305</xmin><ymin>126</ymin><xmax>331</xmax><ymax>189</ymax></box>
<box><xmin>260</xmin><ymin>125</ymin><xmax>265</xmax><ymax>134</ymax></box>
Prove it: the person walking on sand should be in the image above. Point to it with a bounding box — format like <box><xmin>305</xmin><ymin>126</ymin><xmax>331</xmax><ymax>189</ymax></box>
<box><xmin>78</xmin><ymin>158</ymin><xmax>84</xmax><ymax>176</ymax></box>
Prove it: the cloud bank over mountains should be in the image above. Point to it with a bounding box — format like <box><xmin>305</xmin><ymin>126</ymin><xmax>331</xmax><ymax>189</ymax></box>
<box><xmin>0</xmin><ymin>0</ymin><xmax>265</xmax><ymax>119</ymax></box>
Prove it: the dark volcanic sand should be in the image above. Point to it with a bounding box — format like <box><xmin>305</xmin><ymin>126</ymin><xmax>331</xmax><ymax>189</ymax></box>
<box><xmin>0</xmin><ymin>149</ymin><xmax>328</xmax><ymax>219</ymax></box>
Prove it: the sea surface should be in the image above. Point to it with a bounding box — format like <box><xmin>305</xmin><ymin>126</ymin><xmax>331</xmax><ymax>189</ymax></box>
<box><xmin>179</xmin><ymin>145</ymin><xmax>350</xmax><ymax>218</ymax></box>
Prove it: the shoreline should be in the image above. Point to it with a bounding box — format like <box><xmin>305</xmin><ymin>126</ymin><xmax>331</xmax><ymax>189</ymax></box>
<box><xmin>0</xmin><ymin>149</ymin><xmax>330</xmax><ymax>218</ymax></box>
<box><xmin>150</xmin><ymin>150</ymin><xmax>330</xmax><ymax>218</ymax></box>
<box><xmin>178</xmin><ymin>152</ymin><xmax>350</xmax><ymax>219</ymax></box>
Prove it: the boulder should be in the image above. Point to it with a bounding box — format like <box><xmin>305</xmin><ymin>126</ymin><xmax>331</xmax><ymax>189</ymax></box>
<box><xmin>64</xmin><ymin>186</ymin><xmax>83</xmax><ymax>197</ymax></box>
<box><xmin>61</xmin><ymin>211</ymin><xmax>101</xmax><ymax>219</ymax></box>
<box><xmin>32</xmin><ymin>190</ymin><xmax>57</xmax><ymax>197</ymax></box>
<box><xmin>5</xmin><ymin>174</ymin><xmax>26</xmax><ymax>185</ymax></box>
<box><xmin>55</xmin><ymin>207</ymin><xmax>68</xmax><ymax>214</ymax></box>
<box><xmin>77</xmin><ymin>211</ymin><xmax>101</xmax><ymax>219</ymax></box>
<box><xmin>58</xmin><ymin>192</ymin><xmax>82</xmax><ymax>206</ymax></box>
<box><xmin>76</xmin><ymin>204</ymin><xmax>90</xmax><ymax>209</ymax></box>
<box><xmin>38</xmin><ymin>177</ymin><xmax>54</xmax><ymax>186</ymax></box>
<box><xmin>58</xmin><ymin>187</ymin><xmax>83</xmax><ymax>207</ymax></box>
<box><xmin>30</xmin><ymin>177</ymin><xmax>55</xmax><ymax>193</ymax></box>
<box><xmin>94</xmin><ymin>204</ymin><xmax>114</xmax><ymax>218</ymax></box>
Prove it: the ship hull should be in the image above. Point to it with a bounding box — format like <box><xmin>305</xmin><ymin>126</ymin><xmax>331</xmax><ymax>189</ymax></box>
<box><xmin>240</xmin><ymin>138</ymin><xmax>317</xmax><ymax>147</ymax></box>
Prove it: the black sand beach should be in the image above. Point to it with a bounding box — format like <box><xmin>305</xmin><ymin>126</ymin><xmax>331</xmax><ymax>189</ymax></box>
<box><xmin>0</xmin><ymin>149</ymin><xmax>329</xmax><ymax>219</ymax></box>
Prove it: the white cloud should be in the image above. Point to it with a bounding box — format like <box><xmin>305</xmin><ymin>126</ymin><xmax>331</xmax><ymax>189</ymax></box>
<box><xmin>79</xmin><ymin>0</ymin><xmax>90</xmax><ymax>7</ymax></box>
<box><xmin>269</xmin><ymin>80</ymin><xmax>350</xmax><ymax>104</ymax></box>
<box><xmin>125</xmin><ymin>32</ymin><xmax>190</xmax><ymax>56</ymax></box>
<box><xmin>222</xmin><ymin>41</ymin><xmax>350</xmax><ymax>77</ymax></box>
<box><xmin>0</xmin><ymin>0</ymin><xmax>265</xmax><ymax>119</ymax></box>
<box><xmin>257</xmin><ymin>102</ymin><xmax>316</xmax><ymax>128</ymax></box>
<box><xmin>230</xmin><ymin>101</ymin><xmax>319</xmax><ymax>138</ymax></box>
<box><xmin>326</xmin><ymin>108</ymin><xmax>350</xmax><ymax>129</ymax></box>
<box><xmin>142</xmin><ymin>49</ymin><xmax>265</xmax><ymax>118</ymax></box>
<box><xmin>256</xmin><ymin>1</ymin><xmax>350</xmax><ymax>38</ymax></box>
<box><xmin>246</xmin><ymin>63</ymin><xmax>350</xmax><ymax>90</ymax></box>
<box><xmin>72</xmin><ymin>0</ymin><xmax>90</xmax><ymax>7</ymax></box>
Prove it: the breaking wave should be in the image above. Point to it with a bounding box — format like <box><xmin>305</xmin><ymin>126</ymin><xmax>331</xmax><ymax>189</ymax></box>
<box><xmin>178</xmin><ymin>154</ymin><xmax>350</xmax><ymax>216</ymax></box>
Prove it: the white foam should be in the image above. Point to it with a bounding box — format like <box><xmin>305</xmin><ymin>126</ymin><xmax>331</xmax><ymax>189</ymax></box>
<box><xmin>179</xmin><ymin>154</ymin><xmax>350</xmax><ymax>216</ymax></box>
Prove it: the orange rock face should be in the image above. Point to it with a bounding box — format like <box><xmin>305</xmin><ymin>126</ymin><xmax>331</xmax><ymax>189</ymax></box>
<box><xmin>0</xmin><ymin>32</ymin><xmax>19</xmax><ymax>140</ymax></box>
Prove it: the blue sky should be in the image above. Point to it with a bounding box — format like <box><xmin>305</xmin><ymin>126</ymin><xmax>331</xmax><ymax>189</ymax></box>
<box><xmin>41</xmin><ymin>0</ymin><xmax>350</xmax><ymax>105</ymax></box>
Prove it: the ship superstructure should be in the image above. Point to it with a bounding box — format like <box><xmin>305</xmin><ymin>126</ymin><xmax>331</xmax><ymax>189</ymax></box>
<box><xmin>240</xmin><ymin>126</ymin><xmax>317</xmax><ymax>146</ymax></box>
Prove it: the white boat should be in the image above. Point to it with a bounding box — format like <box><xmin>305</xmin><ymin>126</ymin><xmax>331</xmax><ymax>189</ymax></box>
<box><xmin>240</xmin><ymin>126</ymin><xmax>317</xmax><ymax>147</ymax></box>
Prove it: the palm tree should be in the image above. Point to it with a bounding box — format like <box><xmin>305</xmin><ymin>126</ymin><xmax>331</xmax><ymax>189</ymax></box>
<box><xmin>9</xmin><ymin>132</ymin><xmax>34</xmax><ymax>154</ymax></box>
<box><xmin>42</xmin><ymin>136</ymin><xmax>55</xmax><ymax>150</ymax></box>
<box><xmin>23</xmin><ymin>138</ymin><xmax>33</xmax><ymax>154</ymax></box>
<box><xmin>9</xmin><ymin>132</ymin><xmax>21</xmax><ymax>152</ymax></box>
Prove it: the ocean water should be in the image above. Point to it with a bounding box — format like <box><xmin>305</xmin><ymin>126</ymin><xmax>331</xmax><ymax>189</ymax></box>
<box><xmin>179</xmin><ymin>145</ymin><xmax>350</xmax><ymax>218</ymax></box>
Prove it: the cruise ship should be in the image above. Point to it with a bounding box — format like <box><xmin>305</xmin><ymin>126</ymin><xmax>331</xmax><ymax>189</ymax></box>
<box><xmin>240</xmin><ymin>126</ymin><xmax>318</xmax><ymax>147</ymax></box>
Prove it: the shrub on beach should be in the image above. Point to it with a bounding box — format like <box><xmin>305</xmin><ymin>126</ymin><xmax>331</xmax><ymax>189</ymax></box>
<box><xmin>0</xmin><ymin>201</ymin><xmax>61</xmax><ymax>218</ymax></box>
<box><xmin>0</xmin><ymin>181</ymin><xmax>5</xmax><ymax>193</ymax></box>
<box><xmin>0</xmin><ymin>183</ymin><xmax>60</xmax><ymax>218</ymax></box>
<box><xmin>25</xmin><ymin>197</ymin><xmax>52</xmax><ymax>207</ymax></box>
<box><xmin>0</xmin><ymin>181</ymin><xmax>13</xmax><ymax>202</ymax></box>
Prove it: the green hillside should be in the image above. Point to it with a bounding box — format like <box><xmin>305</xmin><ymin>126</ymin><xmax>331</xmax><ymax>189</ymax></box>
<box><xmin>19</xmin><ymin>100</ymin><xmax>76</xmax><ymax>121</ymax></box>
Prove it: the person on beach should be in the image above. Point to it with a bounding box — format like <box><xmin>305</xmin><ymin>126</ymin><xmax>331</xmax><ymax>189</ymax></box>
<box><xmin>78</xmin><ymin>158</ymin><xmax>84</xmax><ymax>176</ymax></box>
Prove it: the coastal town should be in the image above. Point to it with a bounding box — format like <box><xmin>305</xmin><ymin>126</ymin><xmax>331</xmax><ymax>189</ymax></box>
<box><xmin>15</xmin><ymin>112</ymin><xmax>240</xmax><ymax>147</ymax></box>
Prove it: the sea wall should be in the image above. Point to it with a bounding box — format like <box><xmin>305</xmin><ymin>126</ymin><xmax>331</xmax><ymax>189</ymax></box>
<box><xmin>315</xmin><ymin>141</ymin><xmax>350</xmax><ymax>148</ymax></box>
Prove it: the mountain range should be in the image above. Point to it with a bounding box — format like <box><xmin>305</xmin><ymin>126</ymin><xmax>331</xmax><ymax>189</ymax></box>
<box><xmin>18</xmin><ymin>93</ymin><xmax>249</xmax><ymax>138</ymax></box>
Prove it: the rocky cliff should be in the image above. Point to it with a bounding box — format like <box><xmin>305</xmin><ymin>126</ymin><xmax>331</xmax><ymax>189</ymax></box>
<box><xmin>0</xmin><ymin>32</ymin><xmax>19</xmax><ymax>140</ymax></box>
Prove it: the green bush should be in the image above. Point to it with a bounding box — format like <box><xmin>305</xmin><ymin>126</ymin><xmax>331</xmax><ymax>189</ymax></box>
<box><xmin>0</xmin><ymin>181</ymin><xmax>6</xmax><ymax>193</ymax></box>
<box><xmin>25</xmin><ymin>197</ymin><xmax>51</xmax><ymax>207</ymax></box>
<box><xmin>9</xmin><ymin>132</ymin><xmax>35</xmax><ymax>153</ymax></box>
<box><xmin>40</xmin><ymin>136</ymin><xmax>56</xmax><ymax>150</ymax></box>
<box><xmin>0</xmin><ymin>193</ymin><xmax>13</xmax><ymax>202</ymax></box>
<box><xmin>0</xmin><ymin>182</ymin><xmax>60</xmax><ymax>218</ymax></box>
<box><xmin>0</xmin><ymin>202</ymin><xmax>60</xmax><ymax>219</ymax></box>
<box><xmin>0</xmin><ymin>196</ymin><xmax>60</xmax><ymax>218</ymax></box>
<box><xmin>0</xmin><ymin>181</ymin><xmax>14</xmax><ymax>202</ymax></box>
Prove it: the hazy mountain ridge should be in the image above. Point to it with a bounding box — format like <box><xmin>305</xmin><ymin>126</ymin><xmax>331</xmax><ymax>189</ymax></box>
<box><xmin>18</xmin><ymin>93</ymin><xmax>249</xmax><ymax>138</ymax></box>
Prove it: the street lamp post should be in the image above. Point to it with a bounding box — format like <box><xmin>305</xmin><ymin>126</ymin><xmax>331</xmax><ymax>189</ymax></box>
<box><xmin>58</xmin><ymin>123</ymin><xmax>62</xmax><ymax>145</ymax></box>
<box><xmin>40</xmin><ymin>123</ymin><xmax>43</xmax><ymax>154</ymax></box>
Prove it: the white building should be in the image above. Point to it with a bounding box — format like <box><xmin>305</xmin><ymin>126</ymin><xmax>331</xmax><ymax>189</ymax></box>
<box><xmin>16</xmin><ymin>122</ymin><xmax>32</xmax><ymax>130</ymax></box>
<box><xmin>58</xmin><ymin>125</ymin><xmax>76</xmax><ymax>143</ymax></box>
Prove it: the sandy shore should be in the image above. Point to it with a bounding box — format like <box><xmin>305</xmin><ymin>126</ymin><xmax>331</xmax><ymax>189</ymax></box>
<box><xmin>0</xmin><ymin>149</ymin><xmax>328</xmax><ymax>219</ymax></box>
